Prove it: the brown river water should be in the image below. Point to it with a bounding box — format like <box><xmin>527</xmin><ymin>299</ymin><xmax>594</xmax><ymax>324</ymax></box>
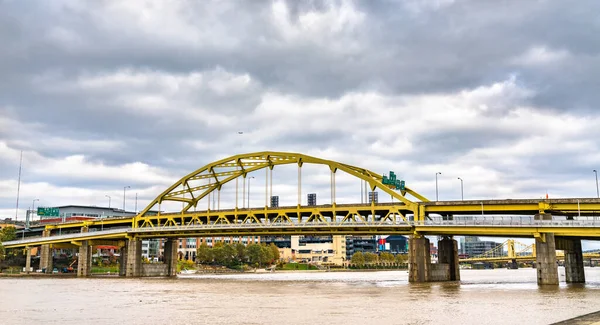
<box><xmin>1</xmin><ymin>268</ymin><xmax>600</xmax><ymax>325</ymax></box>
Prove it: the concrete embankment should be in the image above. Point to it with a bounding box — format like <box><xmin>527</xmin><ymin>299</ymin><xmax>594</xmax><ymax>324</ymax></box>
<box><xmin>554</xmin><ymin>310</ymin><xmax>600</xmax><ymax>324</ymax></box>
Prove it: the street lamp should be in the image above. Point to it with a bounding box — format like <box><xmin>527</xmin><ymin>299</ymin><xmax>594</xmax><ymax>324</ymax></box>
<box><xmin>123</xmin><ymin>186</ymin><xmax>130</xmax><ymax>211</ymax></box>
<box><xmin>594</xmin><ymin>170</ymin><xmax>599</xmax><ymax>198</ymax></box>
<box><xmin>31</xmin><ymin>198</ymin><xmax>39</xmax><ymax>220</ymax></box>
<box><xmin>105</xmin><ymin>195</ymin><xmax>111</xmax><ymax>208</ymax></box>
<box><xmin>435</xmin><ymin>172</ymin><xmax>442</xmax><ymax>201</ymax></box>
<box><xmin>247</xmin><ymin>176</ymin><xmax>255</xmax><ymax>208</ymax></box>
<box><xmin>457</xmin><ymin>177</ymin><xmax>464</xmax><ymax>201</ymax></box>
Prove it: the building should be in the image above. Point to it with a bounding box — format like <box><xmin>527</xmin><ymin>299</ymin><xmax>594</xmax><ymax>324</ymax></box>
<box><xmin>385</xmin><ymin>235</ymin><xmax>408</xmax><ymax>253</ymax></box>
<box><xmin>291</xmin><ymin>235</ymin><xmax>346</xmax><ymax>265</ymax></box>
<box><xmin>345</xmin><ymin>235</ymin><xmax>377</xmax><ymax>261</ymax></box>
<box><xmin>460</xmin><ymin>236</ymin><xmax>499</xmax><ymax>257</ymax></box>
<box><xmin>41</xmin><ymin>205</ymin><xmax>138</xmax><ymax>220</ymax></box>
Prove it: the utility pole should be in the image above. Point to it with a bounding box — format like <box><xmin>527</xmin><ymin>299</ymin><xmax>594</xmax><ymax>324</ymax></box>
<box><xmin>15</xmin><ymin>150</ymin><xmax>23</xmax><ymax>221</ymax></box>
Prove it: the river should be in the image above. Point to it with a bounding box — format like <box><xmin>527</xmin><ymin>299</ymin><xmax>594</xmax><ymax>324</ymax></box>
<box><xmin>2</xmin><ymin>268</ymin><xmax>600</xmax><ymax>324</ymax></box>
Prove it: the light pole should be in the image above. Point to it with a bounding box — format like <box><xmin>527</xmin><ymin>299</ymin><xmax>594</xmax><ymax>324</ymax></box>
<box><xmin>135</xmin><ymin>193</ymin><xmax>138</xmax><ymax>213</ymax></box>
<box><xmin>105</xmin><ymin>195</ymin><xmax>111</xmax><ymax>208</ymax></box>
<box><xmin>31</xmin><ymin>198</ymin><xmax>39</xmax><ymax>221</ymax></box>
<box><xmin>435</xmin><ymin>172</ymin><xmax>442</xmax><ymax>201</ymax></box>
<box><xmin>247</xmin><ymin>176</ymin><xmax>255</xmax><ymax>208</ymax></box>
<box><xmin>594</xmin><ymin>170</ymin><xmax>599</xmax><ymax>198</ymax></box>
<box><xmin>123</xmin><ymin>186</ymin><xmax>130</xmax><ymax>211</ymax></box>
<box><xmin>457</xmin><ymin>177</ymin><xmax>464</xmax><ymax>201</ymax></box>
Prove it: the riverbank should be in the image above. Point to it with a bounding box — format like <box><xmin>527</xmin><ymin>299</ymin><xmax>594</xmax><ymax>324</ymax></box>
<box><xmin>554</xmin><ymin>310</ymin><xmax>600</xmax><ymax>324</ymax></box>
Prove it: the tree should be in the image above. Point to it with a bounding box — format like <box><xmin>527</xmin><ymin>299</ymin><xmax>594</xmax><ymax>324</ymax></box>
<box><xmin>212</xmin><ymin>245</ymin><xmax>226</xmax><ymax>265</ymax></box>
<box><xmin>269</xmin><ymin>243</ymin><xmax>280</xmax><ymax>262</ymax></box>
<box><xmin>364</xmin><ymin>252</ymin><xmax>378</xmax><ymax>264</ymax></box>
<box><xmin>234</xmin><ymin>243</ymin><xmax>247</xmax><ymax>264</ymax></box>
<box><xmin>380</xmin><ymin>252</ymin><xmax>395</xmax><ymax>263</ymax></box>
<box><xmin>196</xmin><ymin>243</ymin><xmax>213</xmax><ymax>264</ymax></box>
<box><xmin>395</xmin><ymin>254</ymin><xmax>408</xmax><ymax>264</ymax></box>
<box><xmin>0</xmin><ymin>226</ymin><xmax>16</xmax><ymax>262</ymax></box>
<box><xmin>261</xmin><ymin>244</ymin><xmax>274</xmax><ymax>266</ymax></box>
<box><xmin>351</xmin><ymin>252</ymin><xmax>365</xmax><ymax>266</ymax></box>
<box><xmin>247</xmin><ymin>244</ymin><xmax>264</xmax><ymax>267</ymax></box>
<box><xmin>222</xmin><ymin>244</ymin><xmax>236</xmax><ymax>267</ymax></box>
<box><xmin>0</xmin><ymin>226</ymin><xmax>16</xmax><ymax>241</ymax></box>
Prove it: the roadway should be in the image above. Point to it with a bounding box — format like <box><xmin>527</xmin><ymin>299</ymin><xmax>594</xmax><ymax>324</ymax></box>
<box><xmin>6</xmin><ymin>217</ymin><xmax>600</xmax><ymax>249</ymax></box>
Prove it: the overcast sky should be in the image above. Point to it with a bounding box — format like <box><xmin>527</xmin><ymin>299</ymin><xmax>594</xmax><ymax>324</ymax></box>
<box><xmin>2</xmin><ymin>0</ymin><xmax>600</xmax><ymax>240</ymax></box>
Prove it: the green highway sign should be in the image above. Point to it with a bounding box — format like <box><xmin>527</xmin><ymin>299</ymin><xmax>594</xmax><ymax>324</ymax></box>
<box><xmin>37</xmin><ymin>207</ymin><xmax>60</xmax><ymax>217</ymax></box>
<box><xmin>382</xmin><ymin>171</ymin><xmax>405</xmax><ymax>191</ymax></box>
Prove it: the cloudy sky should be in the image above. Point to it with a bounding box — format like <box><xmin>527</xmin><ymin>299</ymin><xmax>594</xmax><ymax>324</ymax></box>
<box><xmin>1</xmin><ymin>0</ymin><xmax>600</xmax><ymax>230</ymax></box>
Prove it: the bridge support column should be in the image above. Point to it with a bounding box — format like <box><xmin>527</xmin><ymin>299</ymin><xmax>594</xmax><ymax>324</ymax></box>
<box><xmin>39</xmin><ymin>230</ymin><xmax>53</xmax><ymax>274</ymax></box>
<box><xmin>119</xmin><ymin>244</ymin><xmax>128</xmax><ymax>276</ymax></box>
<box><xmin>534</xmin><ymin>214</ymin><xmax>558</xmax><ymax>285</ymax></box>
<box><xmin>77</xmin><ymin>241</ymin><xmax>92</xmax><ymax>277</ymax></box>
<box><xmin>125</xmin><ymin>238</ymin><xmax>142</xmax><ymax>277</ymax></box>
<box><xmin>437</xmin><ymin>237</ymin><xmax>460</xmax><ymax>281</ymax></box>
<box><xmin>535</xmin><ymin>234</ymin><xmax>559</xmax><ymax>285</ymax></box>
<box><xmin>556</xmin><ymin>237</ymin><xmax>585</xmax><ymax>283</ymax></box>
<box><xmin>409</xmin><ymin>236</ymin><xmax>431</xmax><ymax>283</ymax></box>
<box><xmin>25</xmin><ymin>247</ymin><xmax>32</xmax><ymax>274</ymax></box>
<box><xmin>164</xmin><ymin>238</ymin><xmax>178</xmax><ymax>277</ymax></box>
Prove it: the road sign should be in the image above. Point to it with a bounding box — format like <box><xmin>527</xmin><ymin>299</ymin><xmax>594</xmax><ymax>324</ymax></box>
<box><xmin>37</xmin><ymin>207</ymin><xmax>59</xmax><ymax>217</ymax></box>
<box><xmin>382</xmin><ymin>171</ymin><xmax>405</xmax><ymax>190</ymax></box>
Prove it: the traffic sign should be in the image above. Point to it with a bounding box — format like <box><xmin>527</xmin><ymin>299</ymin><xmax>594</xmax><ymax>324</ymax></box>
<box><xmin>37</xmin><ymin>207</ymin><xmax>60</xmax><ymax>217</ymax></box>
<box><xmin>382</xmin><ymin>171</ymin><xmax>405</xmax><ymax>190</ymax></box>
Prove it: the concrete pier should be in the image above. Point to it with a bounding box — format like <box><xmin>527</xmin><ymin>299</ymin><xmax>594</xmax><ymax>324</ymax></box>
<box><xmin>39</xmin><ymin>230</ymin><xmax>53</xmax><ymax>273</ymax></box>
<box><xmin>77</xmin><ymin>241</ymin><xmax>92</xmax><ymax>277</ymax></box>
<box><xmin>534</xmin><ymin>214</ymin><xmax>558</xmax><ymax>285</ymax></box>
<box><xmin>119</xmin><ymin>244</ymin><xmax>128</xmax><ymax>276</ymax></box>
<box><xmin>164</xmin><ymin>238</ymin><xmax>179</xmax><ymax>277</ymax></box>
<box><xmin>437</xmin><ymin>237</ymin><xmax>460</xmax><ymax>281</ymax></box>
<box><xmin>535</xmin><ymin>233</ymin><xmax>559</xmax><ymax>285</ymax></box>
<box><xmin>408</xmin><ymin>236</ymin><xmax>431</xmax><ymax>283</ymax></box>
<box><xmin>557</xmin><ymin>237</ymin><xmax>585</xmax><ymax>283</ymax></box>
<box><xmin>125</xmin><ymin>238</ymin><xmax>142</xmax><ymax>277</ymax></box>
<box><xmin>25</xmin><ymin>247</ymin><xmax>32</xmax><ymax>274</ymax></box>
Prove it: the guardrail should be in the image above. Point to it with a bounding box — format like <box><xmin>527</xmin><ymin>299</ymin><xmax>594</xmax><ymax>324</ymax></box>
<box><xmin>4</xmin><ymin>217</ymin><xmax>600</xmax><ymax>246</ymax></box>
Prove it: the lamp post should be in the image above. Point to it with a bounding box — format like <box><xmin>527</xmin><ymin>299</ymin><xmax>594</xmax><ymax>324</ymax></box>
<box><xmin>135</xmin><ymin>193</ymin><xmax>138</xmax><ymax>213</ymax></box>
<box><xmin>435</xmin><ymin>172</ymin><xmax>442</xmax><ymax>201</ymax></box>
<box><xmin>594</xmin><ymin>170</ymin><xmax>599</xmax><ymax>198</ymax></box>
<box><xmin>123</xmin><ymin>186</ymin><xmax>130</xmax><ymax>211</ymax></box>
<box><xmin>105</xmin><ymin>195</ymin><xmax>111</xmax><ymax>208</ymax></box>
<box><xmin>31</xmin><ymin>198</ymin><xmax>39</xmax><ymax>222</ymax></box>
<box><xmin>457</xmin><ymin>177</ymin><xmax>464</xmax><ymax>201</ymax></box>
<box><xmin>247</xmin><ymin>176</ymin><xmax>255</xmax><ymax>208</ymax></box>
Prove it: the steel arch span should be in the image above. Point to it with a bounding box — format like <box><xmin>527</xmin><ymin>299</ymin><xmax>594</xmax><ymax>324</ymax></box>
<box><xmin>137</xmin><ymin>151</ymin><xmax>428</xmax><ymax>221</ymax></box>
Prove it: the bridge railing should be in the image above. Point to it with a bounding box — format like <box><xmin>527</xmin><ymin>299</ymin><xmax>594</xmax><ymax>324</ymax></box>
<box><xmin>422</xmin><ymin>216</ymin><xmax>600</xmax><ymax>227</ymax></box>
<box><xmin>3</xmin><ymin>227</ymin><xmax>130</xmax><ymax>246</ymax></box>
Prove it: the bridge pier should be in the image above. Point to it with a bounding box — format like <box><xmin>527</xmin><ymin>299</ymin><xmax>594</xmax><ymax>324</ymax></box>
<box><xmin>25</xmin><ymin>247</ymin><xmax>32</xmax><ymax>274</ymax></box>
<box><xmin>77</xmin><ymin>241</ymin><xmax>92</xmax><ymax>277</ymax></box>
<box><xmin>408</xmin><ymin>237</ymin><xmax>431</xmax><ymax>282</ymax></box>
<box><xmin>534</xmin><ymin>214</ymin><xmax>558</xmax><ymax>285</ymax></box>
<box><xmin>125</xmin><ymin>238</ymin><xmax>142</xmax><ymax>277</ymax></box>
<box><xmin>164</xmin><ymin>238</ymin><xmax>178</xmax><ymax>277</ymax></box>
<box><xmin>39</xmin><ymin>230</ymin><xmax>53</xmax><ymax>274</ymax></box>
<box><xmin>119</xmin><ymin>244</ymin><xmax>128</xmax><ymax>276</ymax></box>
<box><xmin>556</xmin><ymin>237</ymin><xmax>585</xmax><ymax>283</ymax></box>
<box><xmin>437</xmin><ymin>237</ymin><xmax>460</xmax><ymax>281</ymax></box>
<box><xmin>535</xmin><ymin>234</ymin><xmax>559</xmax><ymax>285</ymax></box>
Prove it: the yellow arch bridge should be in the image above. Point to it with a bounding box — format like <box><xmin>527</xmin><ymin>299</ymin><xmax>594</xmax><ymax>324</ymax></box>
<box><xmin>2</xmin><ymin>151</ymin><xmax>600</xmax><ymax>285</ymax></box>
